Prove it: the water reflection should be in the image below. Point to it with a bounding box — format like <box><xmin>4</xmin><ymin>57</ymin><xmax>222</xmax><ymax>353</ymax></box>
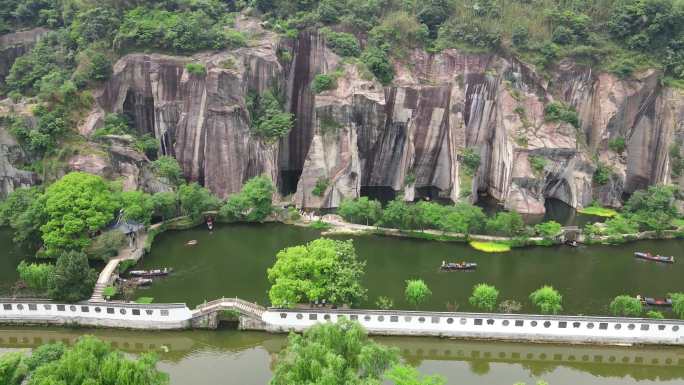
<box><xmin>1</xmin><ymin>327</ymin><xmax>683</xmax><ymax>384</ymax></box>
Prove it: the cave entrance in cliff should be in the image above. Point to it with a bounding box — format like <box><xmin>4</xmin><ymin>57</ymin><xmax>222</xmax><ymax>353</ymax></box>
<box><xmin>415</xmin><ymin>186</ymin><xmax>452</xmax><ymax>204</ymax></box>
<box><xmin>279</xmin><ymin>170</ymin><xmax>302</xmax><ymax>196</ymax></box>
<box><xmin>360</xmin><ymin>186</ymin><xmax>396</xmax><ymax>205</ymax></box>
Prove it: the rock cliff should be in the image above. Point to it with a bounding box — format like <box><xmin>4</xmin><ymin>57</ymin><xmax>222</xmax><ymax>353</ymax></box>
<box><xmin>71</xmin><ymin>17</ymin><xmax>684</xmax><ymax>212</ymax></box>
<box><xmin>0</xmin><ymin>28</ymin><xmax>49</xmax><ymax>91</ymax></box>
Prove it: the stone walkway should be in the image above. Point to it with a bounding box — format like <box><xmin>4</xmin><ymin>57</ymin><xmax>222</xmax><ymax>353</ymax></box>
<box><xmin>90</xmin><ymin>224</ymin><xmax>159</xmax><ymax>302</ymax></box>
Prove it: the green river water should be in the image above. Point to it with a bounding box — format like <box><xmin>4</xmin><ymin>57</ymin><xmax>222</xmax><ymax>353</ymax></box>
<box><xmin>2</xmin><ymin>223</ymin><xmax>684</xmax><ymax>384</ymax></box>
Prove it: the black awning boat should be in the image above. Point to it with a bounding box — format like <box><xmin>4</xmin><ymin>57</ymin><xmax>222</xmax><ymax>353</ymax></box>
<box><xmin>634</xmin><ymin>252</ymin><xmax>675</xmax><ymax>263</ymax></box>
<box><xmin>639</xmin><ymin>296</ymin><xmax>673</xmax><ymax>307</ymax></box>
<box><xmin>440</xmin><ymin>262</ymin><xmax>477</xmax><ymax>271</ymax></box>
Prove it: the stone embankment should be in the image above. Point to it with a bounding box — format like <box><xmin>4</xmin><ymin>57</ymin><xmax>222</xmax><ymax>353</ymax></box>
<box><xmin>1</xmin><ymin>298</ymin><xmax>683</xmax><ymax>346</ymax></box>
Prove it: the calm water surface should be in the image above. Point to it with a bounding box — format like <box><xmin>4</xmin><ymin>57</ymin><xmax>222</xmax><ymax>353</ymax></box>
<box><xmin>135</xmin><ymin>223</ymin><xmax>684</xmax><ymax>315</ymax></box>
<box><xmin>0</xmin><ymin>327</ymin><xmax>683</xmax><ymax>385</ymax></box>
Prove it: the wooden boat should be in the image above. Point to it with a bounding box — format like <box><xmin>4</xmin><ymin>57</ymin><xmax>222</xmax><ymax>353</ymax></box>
<box><xmin>186</xmin><ymin>240</ymin><xmax>198</xmax><ymax>246</ymax></box>
<box><xmin>129</xmin><ymin>268</ymin><xmax>173</xmax><ymax>278</ymax></box>
<box><xmin>634</xmin><ymin>252</ymin><xmax>675</xmax><ymax>264</ymax></box>
<box><xmin>638</xmin><ymin>295</ymin><xmax>673</xmax><ymax>307</ymax></box>
<box><xmin>440</xmin><ymin>261</ymin><xmax>477</xmax><ymax>271</ymax></box>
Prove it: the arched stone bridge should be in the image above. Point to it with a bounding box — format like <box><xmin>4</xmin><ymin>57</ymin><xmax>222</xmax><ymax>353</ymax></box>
<box><xmin>190</xmin><ymin>297</ymin><xmax>267</xmax><ymax>330</ymax></box>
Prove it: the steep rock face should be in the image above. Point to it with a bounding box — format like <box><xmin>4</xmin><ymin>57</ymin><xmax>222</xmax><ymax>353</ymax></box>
<box><xmin>0</xmin><ymin>28</ymin><xmax>49</xmax><ymax>91</ymax></box>
<box><xmin>67</xmin><ymin>137</ymin><xmax>173</xmax><ymax>193</ymax></box>
<box><xmin>91</xmin><ymin>19</ymin><xmax>282</xmax><ymax>198</ymax></box>
<box><xmin>0</xmin><ymin>122</ymin><xmax>36</xmax><ymax>199</ymax></box>
<box><xmin>80</xmin><ymin>19</ymin><xmax>682</xmax><ymax>213</ymax></box>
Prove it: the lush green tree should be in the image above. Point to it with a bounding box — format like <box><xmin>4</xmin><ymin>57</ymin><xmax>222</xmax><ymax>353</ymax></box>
<box><xmin>152</xmin><ymin>156</ymin><xmax>183</xmax><ymax>185</ymax></box>
<box><xmin>17</xmin><ymin>261</ymin><xmax>54</xmax><ymax>291</ymax></box>
<box><xmin>0</xmin><ymin>352</ymin><xmax>25</xmax><ymax>385</ymax></box>
<box><xmin>534</xmin><ymin>221</ymin><xmax>562</xmax><ymax>239</ymax></box>
<box><xmin>120</xmin><ymin>190</ymin><xmax>154</xmax><ymax>224</ymax></box>
<box><xmin>670</xmin><ymin>292</ymin><xmax>684</xmax><ymax>319</ymax></box>
<box><xmin>624</xmin><ymin>185</ymin><xmax>679</xmax><ymax>231</ymax></box>
<box><xmin>268</xmin><ymin>238</ymin><xmax>367</xmax><ymax>307</ymax></box>
<box><xmin>609</xmin><ymin>295</ymin><xmax>642</xmax><ymax>317</ymax></box>
<box><xmin>604</xmin><ymin>215</ymin><xmax>639</xmax><ymax>235</ymax></box>
<box><xmin>321</xmin><ymin>28</ymin><xmax>361</xmax><ymax>57</ymax></box>
<box><xmin>438</xmin><ymin>203</ymin><xmax>486</xmax><ymax>234</ymax></box>
<box><xmin>220</xmin><ymin>175</ymin><xmax>275</xmax><ymax>222</ymax></box>
<box><xmin>0</xmin><ymin>187</ymin><xmax>44</xmax><ymax>248</ymax></box>
<box><xmin>47</xmin><ymin>251</ymin><xmax>97</xmax><ymax>302</ymax></box>
<box><xmin>405</xmin><ymin>279</ymin><xmax>431</xmax><ymax>308</ymax></box>
<box><xmin>486</xmin><ymin>211</ymin><xmax>526</xmax><ymax>237</ymax></box>
<box><xmin>178</xmin><ymin>183</ymin><xmax>220</xmax><ymax>220</ymax></box>
<box><xmin>469</xmin><ymin>283</ymin><xmax>499</xmax><ymax>311</ymax></box>
<box><xmin>385</xmin><ymin>364</ymin><xmax>446</xmax><ymax>385</ymax></box>
<box><xmin>40</xmin><ymin>172</ymin><xmax>121</xmax><ymax>257</ymax></box>
<box><xmin>380</xmin><ymin>198</ymin><xmax>414</xmax><ymax>229</ymax></box>
<box><xmin>270</xmin><ymin>319</ymin><xmax>399</xmax><ymax>385</ymax></box>
<box><xmin>151</xmin><ymin>192</ymin><xmax>178</xmax><ymax>221</ymax></box>
<box><xmin>338</xmin><ymin>197</ymin><xmax>383</xmax><ymax>225</ymax></box>
<box><xmin>529</xmin><ymin>285</ymin><xmax>563</xmax><ymax>314</ymax></box>
<box><xmin>3</xmin><ymin>336</ymin><xmax>169</xmax><ymax>385</ymax></box>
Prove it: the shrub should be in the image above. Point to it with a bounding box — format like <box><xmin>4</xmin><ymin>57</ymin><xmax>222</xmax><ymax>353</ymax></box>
<box><xmin>135</xmin><ymin>297</ymin><xmax>154</xmax><ymax>304</ymax></box>
<box><xmin>102</xmin><ymin>286</ymin><xmax>117</xmax><ymax>299</ymax></box>
<box><xmin>309</xmin><ymin>220</ymin><xmax>331</xmax><ymax>230</ymax></box>
<box><xmin>511</xmin><ymin>26</ymin><xmax>529</xmax><ymax>48</ymax></box>
<box><xmin>670</xmin><ymin>292</ymin><xmax>684</xmax><ymax>319</ymax></box>
<box><xmin>247</xmin><ymin>89</ymin><xmax>294</xmax><ymax>142</ymax></box>
<box><xmin>459</xmin><ymin>148</ymin><xmax>481</xmax><ymax>176</ymax></box>
<box><xmin>529</xmin><ymin>155</ymin><xmax>547</xmax><ymax>174</ymax></box>
<box><xmin>608</xmin><ymin>137</ymin><xmax>626</xmax><ymax>153</ymax></box>
<box><xmin>469</xmin><ymin>283</ymin><xmax>499</xmax><ymax>311</ymax></box>
<box><xmin>498</xmin><ymin>299</ymin><xmax>523</xmax><ymax>313</ymax></box>
<box><xmin>485</xmin><ymin>211</ymin><xmax>525</xmax><ymax>237</ymax></box>
<box><xmin>312</xmin><ymin>74</ymin><xmax>336</xmax><ymax>93</ymax></box>
<box><xmin>85</xmin><ymin>230</ymin><xmax>126</xmax><ymax>261</ymax></box>
<box><xmin>529</xmin><ymin>285</ymin><xmax>563</xmax><ymax>314</ymax></box>
<box><xmin>312</xmin><ymin>177</ymin><xmax>329</xmax><ymax>197</ymax></box>
<box><xmin>220</xmin><ymin>175</ymin><xmax>275</xmax><ymax>222</ymax></box>
<box><xmin>534</xmin><ymin>221</ymin><xmax>562</xmax><ymax>239</ymax></box>
<box><xmin>361</xmin><ymin>45</ymin><xmax>394</xmax><ymax>84</ymax></box>
<box><xmin>17</xmin><ymin>261</ymin><xmax>55</xmax><ymax>291</ymax></box>
<box><xmin>646</xmin><ymin>310</ymin><xmax>664</xmax><ymax>319</ymax></box>
<box><xmin>152</xmin><ymin>156</ymin><xmax>183</xmax><ymax>185</ymax></box>
<box><xmin>609</xmin><ymin>295</ymin><xmax>642</xmax><ymax>316</ymax></box>
<box><xmin>375</xmin><ymin>296</ymin><xmax>394</xmax><ymax>310</ymax></box>
<box><xmin>185</xmin><ymin>63</ymin><xmax>206</xmax><ymax>76</ymax></box>
<box><xmin>544</xmin><ymin>101</ymin><xmax>579</xmax><ymax>128</ymax></box>
<box><xmin>593</xmin><ymin>162</ymin><xmax>613</xmax><ymax>185</ymax></box>
<box><xmin>405</xmin><ymin>279</ymin><xmax>432</xmax><ymax>308</ymax></box>
<box><xmin>322</xmin><ymin>29</ymin><xmax>361</xmax><ymax>57</ymax></box>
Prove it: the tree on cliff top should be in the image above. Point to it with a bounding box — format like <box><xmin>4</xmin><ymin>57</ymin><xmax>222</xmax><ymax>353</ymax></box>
<box><xmin>267</xmin><ymin>238</ymin><xmax>367</xmax><ymax>307</ymax></box>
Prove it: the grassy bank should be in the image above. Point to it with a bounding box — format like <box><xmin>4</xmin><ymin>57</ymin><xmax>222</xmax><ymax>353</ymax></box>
<box><xmin>578</xmin><ymin>206</ymin><xmax>618</xmax><ymax>217</ymax></box>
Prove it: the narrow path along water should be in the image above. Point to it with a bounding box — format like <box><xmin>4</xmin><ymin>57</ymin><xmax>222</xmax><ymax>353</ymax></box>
<box><xmin>1</xmin><ymin>327</ymin><xmax>683</xmax><ymax>385</ymax></box>
<box><xmin>134</xmin><ymin>223</ymin><xmax>684</xmax><ymax>315</ymax></box>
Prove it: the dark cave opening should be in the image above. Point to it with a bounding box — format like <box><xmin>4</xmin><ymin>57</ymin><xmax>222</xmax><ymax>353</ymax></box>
<box><xmin>279</xmin><ymin>170</ymin><xmax>302</xmax><ymax>196</ymax></box>
<box><xmin>360</xmin><ymin>186</ymin><xmax>396</xmax><ymax>205</ymax></box>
